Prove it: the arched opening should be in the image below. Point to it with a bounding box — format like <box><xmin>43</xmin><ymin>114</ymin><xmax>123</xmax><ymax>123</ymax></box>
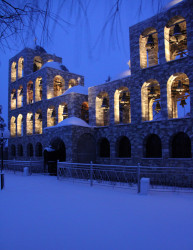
<box><xmin>10</xmin><ymin>89</ymin><xmax>16</xmax><ymax>110</ymax></box>
<box><xmin>139</xmin><ymin>27</ymin><xmax>158</xmax><ymax>68</ymax></box>
<box><xmin>17</xmin><ymin>114</ymin><xmax>23</xmax><ymax>136</ymax></box>
<box><xmin>165</xmin><ymin>16</ymin><xmax>188</xmax><ymax>62</ymax></box>
<box><xmin>167</xmin><ymin>73</ymin><xmax>190</xmax><ymax>119</ymax></box>
<box><xmin>53</xmin><ymin>75</ymin><xmax>65</xmax><ymax>97</ymax></box>
<box><xmin>58</xmin><ymin>103</ymin><xmax>68</xmax><ymax>123</ymax></box>
<box><xmin>81</xmin><ymin>102</ymin><xmax>89</xmax><ymax>123</ymax></box>
<box><xmin>145</xmin><ymin>134</ymin><xmax>162</xmax><ymax>158</ymax></box>
<box><xmin>10</xmin><ymin>116</ymin><xmax>16</xmax><ymax>137</ymax></box>
<box><xmin>11</xmin><ymin>145</ymin><xmax>16</xmax><ymax>158</ymax></box>
<box><xmin>17</xmin><ymin>85</ymin><xmax>23</xmax><ymax>108</ymax></box>
<box><xmin>141</xmin><ymin>79</ymin><xmax>161</xmax><ymax>121</ymax></box>
<box><xmin>27</xmin><ymin>143</ymin><xmax>33</xmax><ymax>157</ymax></box>
<box><xmin>69</xmin><ymin>79</ymin><xmax>78</xmax><ymax>88</ymax></box>
<box><xmin>33</xmin><ymin>56</ymin><xmax>43</xmax><ymax>72</ymax></box>
<box><xmin>26</xmin><ymin>112</ymin><xmax>33</xmax><ymax>135</ymax></box>
<box><xmin>35</xmin><ymin>142</ymin><xmax>43</xmax><ymax>157</ymax></box>
<box><xmin>99</xmin><ymin>138</ymin><xmax>110</xmax><ymax>158</ymax></box>
<box><xmin>77</xmin><ymin>134</ymin><xmax>96</xmax><ymax>163</ymax></box>
<box><xmin>96</xmin><ymin>92</ymin><xmax>110</xmax><ymax>126</ymax></box>
<box><xmin>18</xmin><ymin>57</ymin><xmax>24</xmax><ymax>79</ymax></box>
<box><xmin>11</xmin><ymin>62</ymin><xmax>17</xmax><ymax>82</ymax></box>
<box><xmin>47</xmin><ymin>106</ymin><xmax>56</xmax><ymax>127</ymax></box>
<box><xmin>114</xmin><ymin>87</ymin><xmax>131</xmax><ymax>124</ymax></box>
<box><xmin>17</xmin><ymin>144</ymin><xmax>23</xmax><ymax>157</ymax></box>
<box><xmin>35</xmin><ymin>77</ymin><xmax>43</xmax><ymax>102</ymax></box>
<box><xmin>116</xmin><ymin>136</ymin><xmax>131</xmax><ymax>158</ymax></box>
<box><xmin>27</xmin><ymin>81</ymin><xmax>33</xmax><ymax>104</ymax></box>
<box><xmin>35</xmin><ymin>110</ymin><xmax>42</xmax><ymax>134</ymax></box>
<box><xmin>171</xmin><ymin>132</ymin><xmax>191</xmax><ymax>158</ymax></box>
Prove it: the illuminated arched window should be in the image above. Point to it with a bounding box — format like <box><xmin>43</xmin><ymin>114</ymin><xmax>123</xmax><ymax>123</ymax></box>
<box><xmin>53</xmin><ymin>75</ymin><xmax>65</xmax><ymax>97</ymax></box>
<box><xmin>10</xmin><ymin>89</ymin><xmax>16</xmax><ymax>110</ymax></box>
<box><xmin>167</xmin><ymin>73</ymin><xmax>190</xmax><ymax>119</ymax></box>
<box><xmin>27</xmin><ymin>143</ymin><xmax>33</xmax><ymax>157</ymax></box>
<box><xmin>114</xmin><ymin>87</ymin><xmax>131</xmax><ymax>124</ymax></box>
<box><xmin>139</xmin><ymin>28</ymin><xmax>158</xmax><ymax>69</ymax></box>
<box><xmin>47</xmin><ymin>106</ymin><xmax>56</xmax><ymax>127</ymax></box>
<box><xmin>17</xmin><ymin>85</ymin><xmax>23</xmax><ymax>108</ymax></box>
<box><xmin>58</xmin><ymin>103</ymin><xmax>68</xmax><ymax>123</ymax></box>
<box><xmin>11</xmin><ymin>62</ymin><xmax>17</xmax><ymax>82</ymax></box>
<box><xmin>141</xmin><ymin>80</ymin><xmax>161</xmax><ymax>121</ymax></box>
<box><xmin>96</xmin><ymin>92</ymin><xmax>110</xmax><ymax>126</ymax></box>
<box><xmin>17</xmin><ymin>114</ymin><xmax>23</xmax><ymax>137</ymax></box>
<box><xmin>27</xmin><ymin>81</ymin><xmax>33</xmax><ymax>104</ymax></box>
<box><xmin>10</xmin><ymin>116</ymin><xmax>16</xmax><ymax>137</ymax></box>
<box><xmin>18</xmin><ymin>57</ymin><xmax>24</xmax><ymax>79</ymax></box>
<box><xmin>26</xmin><ymin>112</ymin><xmax>33</xmax><ymax>135</ymax></box>
<box><xmin>35</xmin><ymin>110</ymin><xmax>42</xmax><ymax>134</ymax></box>
<box><xmin>81</xmin><ymin>102</ymin><xmax>89</xmax><ymax>123</ymax></box>
<box><xmin>33</xmin><ymin>56</ymin><xmax>42</xmax><ymax>72</ymax></box>
<box><xmin>35</xmin><ymin>77</ymin><xmax>43</xmax><ymax>102</ymax></box>
<box><xmin>69</xmin><ymin>79</ymin><xmax>78</xmax><ymax>88</ymax></box>
<box><xmin>165</xmin><ymin>16</ymin><xmax>188</xmax><ymax>62</ymax></box>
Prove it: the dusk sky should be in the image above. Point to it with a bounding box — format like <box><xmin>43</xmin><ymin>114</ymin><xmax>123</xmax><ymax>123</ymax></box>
<box><xmin>0</xmin><ymin>0</ymin><xmax>174</xmax><ymax>125</ymax></box>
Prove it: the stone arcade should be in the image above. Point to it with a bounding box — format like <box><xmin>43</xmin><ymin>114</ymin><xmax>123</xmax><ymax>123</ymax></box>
<box><xmin>8</xmin><ymin>0</ymin><xmax>193</xmax><ymax>171</ymax></box>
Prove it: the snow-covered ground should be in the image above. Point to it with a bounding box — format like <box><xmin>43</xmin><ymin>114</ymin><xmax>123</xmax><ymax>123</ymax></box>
<box><xmin>0</xmin><ymin>173</ymin><xmax>193</xmax><ymax>250</ymax></box>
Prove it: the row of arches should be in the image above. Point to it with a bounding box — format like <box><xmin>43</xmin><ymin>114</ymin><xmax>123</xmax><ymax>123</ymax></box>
<box><xmin>10</xmin><ymin>76</ymin><xmax>79</xmax><ymax>109</ymax></box>
<box><xmin>10</xmin><ymin>102</ymin><xmax>89</xmax><ymax>136</ymax></box>
<box><xmin>96</xmin><ymin>72</ymin><xmax>190</xmax><ymax>126</ymax></box>
<box><xmin>98</xmin><ymin>132</ymin><xmax>191</xmax><ymax>159</ymax></box>
<box><xmin>10</xmin><ymin>142</ymin><xmax>43</xmax><ymax>158</ymax></box>
<box><xmin>140</xmin><ymin>15</ymin><xmax>188</xmax><ymax>68</ymax></box>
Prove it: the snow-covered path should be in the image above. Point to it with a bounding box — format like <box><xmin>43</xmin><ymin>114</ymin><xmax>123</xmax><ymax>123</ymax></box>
<box><xmin>0</xmin><ymin>173</ymin><xmax>193</xmax><ymax>250</ymax></box>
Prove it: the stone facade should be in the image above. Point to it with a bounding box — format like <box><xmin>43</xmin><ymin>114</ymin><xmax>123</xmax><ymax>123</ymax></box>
<box><xmin>8</xmin><ymin>0</ymin><xmax>193</xmax><ymax>167</ymax></box>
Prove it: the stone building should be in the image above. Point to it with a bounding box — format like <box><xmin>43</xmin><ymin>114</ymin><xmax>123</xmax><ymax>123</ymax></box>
<box><xmin>8</xmin><ymin>0</ymin><xmax>193</xmax><ymax>170</ymax></box>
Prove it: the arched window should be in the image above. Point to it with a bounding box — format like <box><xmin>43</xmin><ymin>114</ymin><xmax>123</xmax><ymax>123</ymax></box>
<box><xmin>167</xmin><ymin>73</ymin><xmax>190</xmax><ymax>119</ymax></box>
<box><xmin>47</xmin><ymin>106</ymin><xmax>56</xmax><ymax>127</ymax></box>
<box><xmin>53</xmin><ymin>75</ymin><xmax>65</xmax><ymax>97</ymax></box>
<box><xmin>26</xmin><ymin>112</ymin><xmax>33</xmax><ymax>135</ymax></box>
<box><xmin>171</xmin><ymin>132</ymin><xmax>191</xmax><ymax>158</ymax></box>
<box><xmin>35</xmin><ymin>110</ymin><xmax>42</xmax><ymax>134</ymax></box>
<box><xmin>164</xmin><ymin>16</ymin><xmax>188</xmax><ymax>62</ymax></box>
<box><xmin>141</xmin><ymin>79</ymin><xmax>161</xmax><ymax>121</ymax></box>
<box><xmin>17</xmin><ymin>85</ymin><xmax>23</xmax><ymax>108</ymax></box>
<box><xmin>114</xmin><ymin>87</ymin><xmax>131</xmax><ymax>124</ymax></box>
<box><xmin>139</xmin><ymin>28</ymin><xmax>158</xmax><ymax>69</ymax></box>
<box><xmin>17</xmin><ymin>114</ymin><xmax>23</xmax><ymax>136</ymax></box>
<box><xmin>11</xmin><ymin>62</ymin><xmax>17</xmax><ymax>82</ymax></box>
<box><xmin>27</xmin><ymin>143</ymin><xmax>33</xmax><ymax>157</ymax></box>
<box><xmin>35</xmin><ymin>77</ymin><xmax>43</xmax><ymax>102</ymax></box>
<box><xmin>58</xmin><ymin>103</ymin><xmax>68</xmax><ymax>123</ymax></box>
<box><xmin>33</xmin><ymin>56</ymin><xmax>42</xmax><ymax>72</ymax></box>
<box><xmin>96</xmin><ymin>92</ymin><xmax>110</xmax><ymax>126</ymax></box>
<box><xmin>81</xmin><ymin>102</ymin><xmax>89</xmax><ymax>123</ymax></box>
<box><xmin>17</xmin><ymin>144</ymin><xmax>23</xmax><ymax>157</ymax></box>
<box><xmin>50</xmin><ymin>137</ymin><xmax>66</xmax><ymax>162</ymax></box>
<box><xmin>145</xmin><ymin>134</ymin><xmax>162</xmax><ymax>158</ymax></box>
<box><xmin>99</xmin><ymin>138</ymin><xmax>110</xmax><ymax>158</ymax></box>
<box><xmin>11</xmin><ymin>145</ymin><xmax>16</xmax><ymax>157</ymax></box>
<box><xmin>35</xmin><ymin>142</ymin><xmax>43</xmax><ymax>157</ymax></box>
<box><xmin>10</xmin><ymin>89</ymin><xmax>16</xmax><ymax>110</ymax></box>
<box><xmin>10</xmin><ymin>116</ymin><xmax>16</xmax><ymax>137</ymax></box>
<box><xmin>69</xmin><ymin>79</ymin><xmax>78</xmax><ymax>88</ymax></box>
<box><xmin>18</xmin><ymin>57</ymin><xmax>24</xmax><ymax>79</ymax></box>
<box><xmin>27</xmin><ymin>81</ymin><xmax>33</xmax><ymax>104</ymax></box>
<box><xmin>117</xmin><ymin>136</ymin><xmax>131</xmax><ymax>158</ymax></box>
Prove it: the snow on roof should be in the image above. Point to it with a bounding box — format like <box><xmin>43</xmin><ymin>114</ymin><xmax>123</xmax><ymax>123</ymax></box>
<box><xmin>63</xmin><ymin>85</ymin><xmax>88</xmax><ymax>96</ymax></box>
<box><xmin>163</xmin><ymin>0</ymin><xmax>183</xmax><ymax>11</ymax></box>
<box><xmin>44</xmin><ymin>117</ymin><xmax>90</xmax><ymax>130</ymax></box>
<box><xmin>44</xmin><ymin>147</ymin><xmax>55</xmax><ymax>152</ymax></box>
<box><xmin>42</xmin><ymin>61</ymin><xmax>68</xmax><ymax>72</ymax></box>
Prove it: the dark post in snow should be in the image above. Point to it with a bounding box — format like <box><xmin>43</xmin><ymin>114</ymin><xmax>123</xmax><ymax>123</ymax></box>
<box><xmin>90</xmin><ymin>161</ymin><xmax>93</xmax><ymax>186</ymax></box>
<box><xmin>137</xmin><ymin>163</ymin><xmax>141</xmax><ymax>193</ymax></box>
